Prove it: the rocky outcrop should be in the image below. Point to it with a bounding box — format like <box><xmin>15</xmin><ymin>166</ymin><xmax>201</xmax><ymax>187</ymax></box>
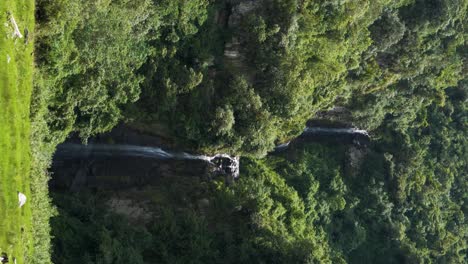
<box><xmin>345</xmin><ymin>145</ymin><xmax>368</xmax><ymax>177</ymax></box>
<box><xmin>228</xmin><ymin>0</ymin><xmax>261</xmax><ymax>28</ymax></box>
<box><xmin>107</xmin><ymin>198</ymin><xmax>153</xmax><ymax>224</ymax></box>
<box><xmin>315</xmin><ymin>107</ymin><xmax>354</xmax><ymax>125</ymax></box>
<box><xmin>224</xmin><ymin>37</ymin><xmax>241</xmax><ymax>58</ymax></box>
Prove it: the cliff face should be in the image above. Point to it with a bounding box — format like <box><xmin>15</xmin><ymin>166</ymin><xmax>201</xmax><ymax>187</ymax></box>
<box><xmin>51</xmin><ymin>154</ymin><xmax>213</xmax><ymax>191</ymax></box>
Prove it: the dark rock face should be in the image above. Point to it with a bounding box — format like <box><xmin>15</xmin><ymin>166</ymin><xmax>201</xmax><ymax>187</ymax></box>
<box><xmin>51</xmin><ymin>154</ymin><xmax>212</xmax><ymax>191</ymax></box>
<box><xmin>50</xmin><ymin>140</ymin><xmax>239</xmax><ymax>191</ymax></box>
<box><xmin>79</xmin><ymin>124</ymin><xmax>179</xmax><ymax>150</ymax></box>
<box><xmin>273</xmin><ymin>124</ymin><xmax>370</xmax><ymax>154</ymax></box>
<box><xmin>51</xmin><ymin>117</ymin><xmax>369</xmax><ymax>192</ymax></box>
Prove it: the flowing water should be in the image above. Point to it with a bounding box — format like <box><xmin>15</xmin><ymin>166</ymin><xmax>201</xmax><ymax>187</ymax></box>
<box><xmin>51</xmin><ymin>125</ymin><xmax>368</xmax><ymax>190</ymax></box>
<box><xmin>302</xmin><ymin>127</ymin><xmax>369</xmax><ymax>137</ymax></box>
<box><xmin>55</xmin><ymin>125</ymin><xmax>369</xmax><ymax>180</ymax></box>
<box><xmin>56</xmin><ymin>143</ymin><xmax>240</xmax><ymax>178</ymax></box>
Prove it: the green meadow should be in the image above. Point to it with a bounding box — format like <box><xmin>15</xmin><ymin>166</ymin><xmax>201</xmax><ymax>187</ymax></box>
<box><xmin>0</xmin><ymin>0</ymin><xmax>35</xmax><ymax>262</ymax></box>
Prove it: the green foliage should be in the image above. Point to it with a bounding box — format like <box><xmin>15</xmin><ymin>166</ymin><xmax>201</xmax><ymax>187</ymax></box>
<box><xmin>348</xmin><ymin>0</ymin><xmax>467</xmax><ymax>130</ymax></box>
<box><xmin>50</xmin><ymin>85</ymin><xmax>467</xmax><ymax>263</ymax></box>
<box><xmin>340</xmin><ymin>82</ymin><xmax>467</xmax><ymax>263</ymax></box>
<box><xmin>211</xmin><ymin>104</ymin><xmax>235</xmax><ymax>137</ymax></box>
<box><xmin>131</xmin><ymin>0</ymin><xmax>467</xmax><ymax>157</ymax></box>
<box><xmin>38</xmin><ymin>1</ymin><xmax>467</xmax><ymax>263</ymax></box>
<box><xmin>229</xmin><ymin>159</ymin><xmax>336</xmax><ymax>263</ymax></box>
<box><xmin>377</xmin><ymin>85</ymin><xmax>467</xmax><ymax>262</ymax></box>
<box><xmin>250</xmin><ymin>88</ymin><xmax>467</xmax><ymax>262</ymax></box>
<box><xmin>35</xmin><ymin>0</ymin><xmax>467</xmax><ymax>157</ymax></box>
<box><xmin>149</xmin><ymin>209</ymin><xmax>220</xmax><ymax>263</ymax></box>
<box><xmin>36</xmin><ymin>0</ymin><xmax>163</xmax><ymax>141</ymax></box>
<box><xmin>51</xmin><ymin>194</ymin><xmax>152</xmax><ymax>264</ymax></box>
<box><xmin>131</xmin><ymin>0</ymin><xmax>387</xmax><ymax>156</ymax></box>
<box><xmin>50</xmin><ymin>162</ymin><xmax>338</xmax><ymax>263</ymax></box>
<box><xmin>369</xmin><ymin>10</ymin><xmax>406</xmax><ymax>52</ymax></box>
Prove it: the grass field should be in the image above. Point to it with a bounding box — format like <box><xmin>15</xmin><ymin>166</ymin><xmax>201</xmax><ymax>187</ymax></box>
<box><xmin>0</xmin><ymin>0</ymin><xmax>35</xmax><ymax>263</ymax></box>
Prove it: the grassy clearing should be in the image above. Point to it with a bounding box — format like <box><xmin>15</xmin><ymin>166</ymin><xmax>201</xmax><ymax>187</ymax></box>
<box><xmin>0</xmin><ymin>0</ymin><xmax>49</xmax><ymax>263</ymax></box>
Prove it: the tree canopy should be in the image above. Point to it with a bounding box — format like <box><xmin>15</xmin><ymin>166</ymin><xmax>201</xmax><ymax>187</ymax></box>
<box><xmin>33</xmin><ymin>0</ymin><xmax>468</xmax><ymax>263</ymax></box>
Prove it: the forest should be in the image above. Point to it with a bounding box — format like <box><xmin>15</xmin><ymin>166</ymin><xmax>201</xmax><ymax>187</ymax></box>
<box><xmin>0</xmin><ymin>0</ymin><xmax>466</xmax><ymax>263</ymax></box>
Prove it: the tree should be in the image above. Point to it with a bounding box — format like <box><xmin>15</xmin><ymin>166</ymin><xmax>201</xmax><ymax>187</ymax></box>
<box><xmin>36</xmin><ymin>0</ymin><xmax>158</xmax><ymax>141</ymax></box>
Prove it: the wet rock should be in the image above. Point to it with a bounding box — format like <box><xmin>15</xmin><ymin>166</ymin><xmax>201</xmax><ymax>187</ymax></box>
<box><xmin>210</xmin><ymin>155</ymin><xmax>240</xmax><ymax>178</ymax></box>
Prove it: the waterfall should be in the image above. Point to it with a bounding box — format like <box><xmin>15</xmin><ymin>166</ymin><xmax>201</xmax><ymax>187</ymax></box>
<box><xmin>274</xmin><ymin>126</ymin><xmax>369</xmax><ymax>152</ymax></box>
<box><xmin>55</xmin><ymin>126</ymin><xmax>369</xmax><ymax>180</ymax></box>
<box><xmin>56</xmin><ymin>144</ymin><xmax>240</xmax><ymax>178</ymax></box>
<box><xmin>274</xmin><ymin>141</ymin><xmax>290</xmax><ymax>151</ymax></box>
<box><xmin>303</xmin><ymin>127</ymin><xmax>369</xmax><ymax>137</ymax></box>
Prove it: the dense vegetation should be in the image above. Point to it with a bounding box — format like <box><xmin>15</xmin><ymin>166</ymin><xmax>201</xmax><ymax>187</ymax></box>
<box><xmin>34</xmin><ymin>0</ymin><xmax>467</xmax><ymax>158</ymax></box>
<box><xmin>51</xmin><ymin>92</ymin><xmax>467</xmax><ymax>262</ymax></box>
<box><xmin>0</xmin><ymin>0</ymin><xmax>464</xmax><ymax>262</ymax></box>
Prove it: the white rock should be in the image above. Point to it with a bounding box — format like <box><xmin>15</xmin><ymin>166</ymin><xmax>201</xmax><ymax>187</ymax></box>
<box><xmin>18</xmin><ymin>192</ymin><xmax>27</xmax><ymax>208</ymax></box>
<box><xmin>9</xmin><ymin>14</ymin><xmax>23</xmax><ymax>38</ymax></box>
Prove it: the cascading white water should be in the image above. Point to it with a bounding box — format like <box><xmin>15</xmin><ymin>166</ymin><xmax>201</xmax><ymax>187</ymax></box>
<box><xmin>56</xmin><ymin>126</ymin><xmax>368</xmax><ymax>179</ymax></box>
<box><xmin>303</xmin><ymin>127</ymin><xmax>369</xmax><ymax>137</ymax></box>
<box><xmin>56</xmin><ymin>144</ymin><xmax>240</xmax><ymax>178</ymax></box>
<box><xmin>274</xmin><ymin>141</ymin><xmax>290</xmax><ymax>151</ymax></box>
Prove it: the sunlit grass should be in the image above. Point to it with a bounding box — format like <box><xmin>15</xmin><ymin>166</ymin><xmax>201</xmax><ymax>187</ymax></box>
<box><xmin>0</xmin><ymin>0</ymin><xmax>35</xmax><ymax>262</ymax></box>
